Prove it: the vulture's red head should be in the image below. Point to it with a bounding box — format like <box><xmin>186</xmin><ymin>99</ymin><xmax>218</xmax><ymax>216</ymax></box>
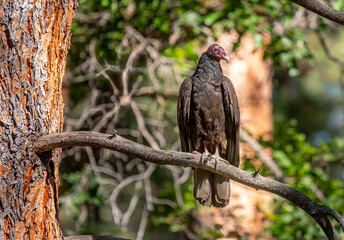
<box><xmin>206</xmin><ymin>44</ymin><xmax>229</xmax><ymax>63</ymax></box>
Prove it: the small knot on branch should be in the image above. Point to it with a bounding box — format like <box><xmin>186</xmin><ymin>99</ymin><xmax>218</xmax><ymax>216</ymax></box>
<box><xmin>252</xmin><ymin>167</ymin><xmax>260</xmax><ymax>178</ymax></box>
<box><xmin>107</xmin><ymin>129</ymin><xmax>118</xmax><ymax>140</ymax></box>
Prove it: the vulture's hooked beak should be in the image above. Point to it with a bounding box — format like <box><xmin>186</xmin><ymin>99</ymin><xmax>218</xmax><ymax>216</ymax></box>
<box><xmin>224</xmin><ymin>55</ymin><xmax>230</xmax><ymax>63</ymax></box>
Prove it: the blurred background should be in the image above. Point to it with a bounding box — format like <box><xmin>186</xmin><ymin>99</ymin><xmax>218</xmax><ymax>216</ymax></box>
<box><xmin>59</xmin><ymin>0</ymin><xmax>344</xmax><ymax>239</ymax></box>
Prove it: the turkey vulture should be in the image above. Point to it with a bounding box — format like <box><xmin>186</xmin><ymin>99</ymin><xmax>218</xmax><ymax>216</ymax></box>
<box><xmin>177</xmin><ymin>44</ymin><xmax>240</xmax><ymax>208</ymax></box>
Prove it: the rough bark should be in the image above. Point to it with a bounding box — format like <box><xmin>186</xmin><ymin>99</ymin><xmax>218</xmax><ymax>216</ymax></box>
<box><xmin>0</xmin><ymin>1</ymin><xmax>78</xmax><ymax>239</ymax></box>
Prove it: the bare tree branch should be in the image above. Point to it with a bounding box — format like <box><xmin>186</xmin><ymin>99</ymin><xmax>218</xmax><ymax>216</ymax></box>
<box><xmin>291</xmin><ymin>0</ymin><xmax>344</xmax><ymax>25</ymax></box>
<box><xmin>121</xmin><ymin>181</ymin><xmax>143</xmax><ymax>232</ymax></box>
<box><xmin>136</xmin><ymin>204</ymin><xmax>149</xmax><ymax>240</ymax></box>
<box><xmin>34</xmin><ymin>131</ymin><xmax>344</xmax><ymax>240</ymax></box>
<box><xmin>315</xmin><ymin>32</ymin><xmax>342</xmax><ymax>66</ymax></box>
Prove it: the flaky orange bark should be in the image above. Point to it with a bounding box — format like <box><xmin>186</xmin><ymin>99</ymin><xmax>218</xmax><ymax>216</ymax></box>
<box><xmin>0</xmin><ymin>1</ymin><xmax>78</xmax><ymax>239</ymax></box>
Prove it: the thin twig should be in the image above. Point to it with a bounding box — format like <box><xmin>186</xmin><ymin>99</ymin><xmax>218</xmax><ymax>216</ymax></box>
<box><xmin>144</xmin><ymin>166</ymin><xmax>155</xmax><ymax>211</ymax></box>
<box><xmin>89</xmin><ymin>38</ymin><xmax>120</xmax><ymax>96</ymax></box>
<box><xmin>131</xmin><ymin>100</ymin><xmax>159</xmax><ymax>149</ymax></box>
<box><xmin>136</xmin><ymin>204</ymin><xmax>149</xmax><ymax>240</ymax></box>
<box><xmin>120</xmin><ymin>181</ymin><xmax>143</xmax><ymax>232</ymax></box>
<box><xmin>122</xmin><ymin>43</ymin><xmax>147</xmax><ymax>96</ymax></box>
<box><xmin>109</xmin><ymin>163</ymin><xmax>155</xmax><ymax>225</ymax></box>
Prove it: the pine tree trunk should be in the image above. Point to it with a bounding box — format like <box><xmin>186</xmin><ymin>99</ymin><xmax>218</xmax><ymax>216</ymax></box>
<box><xmin>0</xmin><ymin>1</ymin><xmax>78</xmax><ymax>239</ymax></box>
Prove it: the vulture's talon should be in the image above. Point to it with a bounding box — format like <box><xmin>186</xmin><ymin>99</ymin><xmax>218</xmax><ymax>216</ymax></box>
<box><xmin>199</xmin><ymin>151</ymin><xmax>211</xmax><ymax>164</ymax></box>
<box><xmin>203</xmin><ymin>151</ymin><xmax>211</xmax><ymax>163</ymax></box>
<box><xmin>213</xmin><ymin>155</ymin><xmax>222</xmax><ymax>171</ymax></box>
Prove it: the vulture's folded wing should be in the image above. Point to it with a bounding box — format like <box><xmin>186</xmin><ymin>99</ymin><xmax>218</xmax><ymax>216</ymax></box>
<box><xmin>222</xmin><ymin>76</ymin><xmax>240</xmax><ymax>167</ymax></box>
<box><xmin>177</xmin><ymin>77</ymin><xmax>193</xmax><ymax>152</ymax></box>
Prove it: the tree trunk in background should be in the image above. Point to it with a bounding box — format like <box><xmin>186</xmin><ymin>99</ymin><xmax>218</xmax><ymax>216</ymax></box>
<box><xmin>200</xmin><ymin>33</ymin><xmax>274</xmax><ymax>240</ymax></box>
<box><xmin>0</xmin><ymin>1</ymin><xmax>78</xmax><ymax>239</ymax></box>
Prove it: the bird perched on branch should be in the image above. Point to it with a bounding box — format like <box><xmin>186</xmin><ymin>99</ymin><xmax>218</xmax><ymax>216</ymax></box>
<box><xmin>177</xmin><ymin>44</ymin><xmax>240</xmax><ymax>208</ymax></box>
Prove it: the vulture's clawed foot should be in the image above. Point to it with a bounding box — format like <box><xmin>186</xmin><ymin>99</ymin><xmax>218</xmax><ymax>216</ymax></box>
<box><xmin>200</xmin><ymin>151</ymin><xmax>211</xmax><ymax>164</ymax></box>
<box><xmin>213</xmin><ymin>155</ymin><xmax>222</xmax><ymax>171</ymax></box>
<box><xmin>192</xmin><ymin>151</ymin><xmax>211</xmax><ymax>164</ymax></box>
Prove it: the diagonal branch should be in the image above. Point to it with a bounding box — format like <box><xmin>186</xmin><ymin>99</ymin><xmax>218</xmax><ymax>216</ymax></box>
<box><xmin>291</xmin><ymin>0</ymin><xmax>344</xmax><ymax>25</ymax></box>
<box><xmin>33</xmin><ymin>131</ymin><xmax>344</xmax><ymax>240</ymax></box>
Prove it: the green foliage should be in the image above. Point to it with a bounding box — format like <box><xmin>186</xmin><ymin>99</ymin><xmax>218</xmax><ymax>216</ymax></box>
<box><xmin>69</xmin><ymin>0</ymin><xmax>313</xmax><ymax>78</ymax></box>
<box><xmin>333</xmin><ymin>0</ymin><xmax>344</xmax><ymax>11</ymax></box>
<box><xmin>152</xmin><ymin>120</ymin><xmax>344</xmax><ymax>240</ymax></box>
<box><xmin>59</xmin><ymin>167</ymin><xmax>125</xmax><ymax>236</ymax></box>
<box><xmin>263</xmin><ymin>120</ymin><xmax>344</xmax><ymax>239</ymax></box>
<box><xmin>150</xmin><ymin>180</ymin><xmax>195</xmax><ymax>231</ymax></box>
<box><xmin>62</xmin><ymin>168</ymin><xmax>108</xmax><ymax>214</ymax></box>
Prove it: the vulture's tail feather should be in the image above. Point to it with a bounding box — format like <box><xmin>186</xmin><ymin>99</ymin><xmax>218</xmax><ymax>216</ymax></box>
<box><xmin>193</xmin><ymin>169</ymin><xmax>230</xmax><ymax>207</ymax></box>
<box><xmin>212</xmin><ymin>173</ymin><xmax>230</xmax><ymax>208</ymax></box>
<box><xmin>193</xmin><ymin>169</ymin><xmax>212</xmax><ymax>207</ymax></box>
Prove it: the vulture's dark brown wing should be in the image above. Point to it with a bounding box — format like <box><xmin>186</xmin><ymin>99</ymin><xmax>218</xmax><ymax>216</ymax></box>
<box><xmin>177</xmin><ymin>77</ymin><xmax>193</xmax><ymax>152</ymax></box>
<box><xmin>222</xmin><ymin>76</ymin><xmax>240</xmax><ymax>167</ymax></box>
